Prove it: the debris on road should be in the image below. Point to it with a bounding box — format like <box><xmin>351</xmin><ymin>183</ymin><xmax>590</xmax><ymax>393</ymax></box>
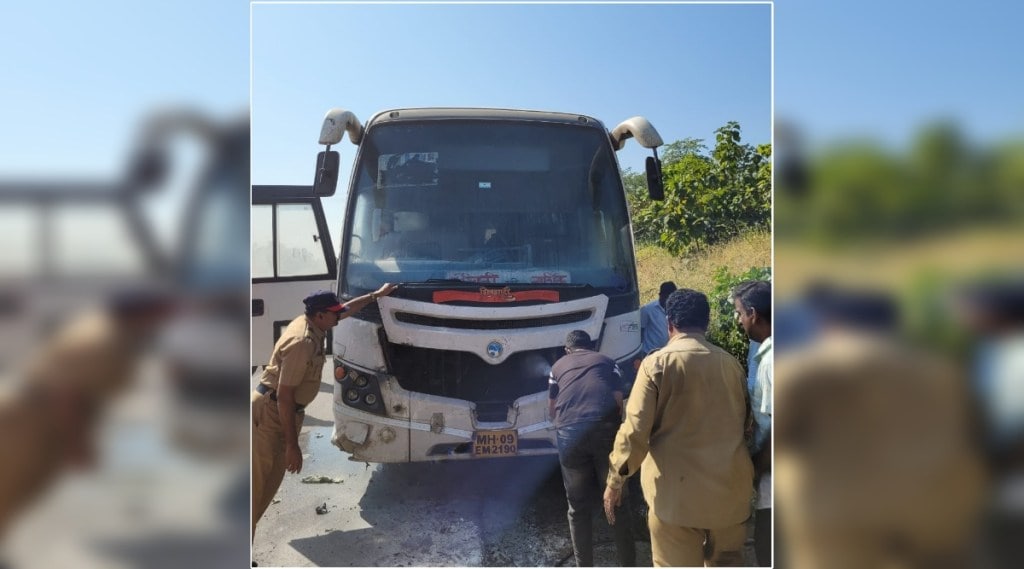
<box><xmin>302</xmin><ymin>475</ymin><xmax>344</xmax><ymax>484</ymax></box>
<box><xmin>315</xmin><ymin>502</ymin><xmax>329</xmax><ymax>515</ymax></box>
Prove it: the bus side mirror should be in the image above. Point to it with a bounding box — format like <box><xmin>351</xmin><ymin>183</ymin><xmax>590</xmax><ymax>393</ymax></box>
<box><xmin>313</xmin><ymin>150</ymin><xmax>340</xmax><ymax>197</ymax></box>
<box><xmin>125</xmin><ymin>146</ymin><xmax>170</xmax><ymax>194</ymax></box>
<box><xmin>646</xmin><ymin>155</ymin><xmax>664</xmax><ymax>201</ymax></box>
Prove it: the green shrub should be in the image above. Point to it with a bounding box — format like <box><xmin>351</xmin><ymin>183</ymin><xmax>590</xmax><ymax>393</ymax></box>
<box><xmin>706</xmin><ymin>265</ymin><xmax>771</xmax><ymax>371</ymax></box>
<box><xmin>627</xmin><ymin>122</ymin><xmax>771</xmax><ymax>255</ymax></box>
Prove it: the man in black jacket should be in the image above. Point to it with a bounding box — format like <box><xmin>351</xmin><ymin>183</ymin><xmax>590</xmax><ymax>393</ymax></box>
<box><xmin>549</xmin><ymin>330</ymin><xmax>635</xmax><ymax>567</ymax></box>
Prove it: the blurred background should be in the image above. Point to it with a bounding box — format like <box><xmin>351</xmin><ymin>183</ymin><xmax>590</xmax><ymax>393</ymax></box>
<box><xmin>774</xmin><ymin>1</ymin><xmax>1022</xmax><ymax>567</ymax></box>
<box><xmin>0</xmin><ymin>2</ymin><xmax>249</xmax><ymax>569</ymax></box>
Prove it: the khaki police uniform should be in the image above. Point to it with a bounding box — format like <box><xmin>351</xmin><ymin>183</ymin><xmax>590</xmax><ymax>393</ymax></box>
<box><xmin>0</xmin><ymin>389</ymin><xmax>63</xmax><ymax>540</ymax></box>
<box><xmin>0</xmin><ymin>309</ymin><xmax>143</xmax><ymax>539</ymax></box>
<box><xmin>774</xmin><ymin>331</ymin><xmax>986</xmax><ymax>569</ymax></box>
<box><xmin>607</xmin><ymin>332</ymin><xmax>753</xmax><ymax>567</ymax></box>
<box><xmin>25</xmin><ymin>309</ymin><xmax>139</xmax><ymax>397</ymax></box>
<box><xmin>251</xmin><ymin>314</ymin><xmax>327</xmax><ymax>537</ymax></box>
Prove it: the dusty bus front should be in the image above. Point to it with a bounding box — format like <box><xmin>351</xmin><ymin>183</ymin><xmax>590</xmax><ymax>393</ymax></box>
<box><xmin>317</xmin><ymin>108</ymin><xmax>663</xmax><ymax>462</ymax></box>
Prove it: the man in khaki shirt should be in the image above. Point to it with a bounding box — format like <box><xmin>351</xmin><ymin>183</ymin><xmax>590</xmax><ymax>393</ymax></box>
<box><xmin>603</xmin><ymin>288</ymin><xmax>753</xmax><ymax>567</ymax></box>
<box><xmin>251</xmin><ymin>285</ymin><xmax>395</xmax><ymax>545</ymax></box>
<box><xmin>0</xmin><ymin>290</ymin><xmax>173</xmax><ymax>542</ymax></box>
<box><xmin>774</xmin><ymin>291</ymin><xmax>985</xmax><ymax>569</ymax></box>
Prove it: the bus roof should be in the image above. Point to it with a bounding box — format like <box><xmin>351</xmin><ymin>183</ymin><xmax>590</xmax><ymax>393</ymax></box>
<box><xmin>365</xmin><ymin>108</ymin><xmax>607</xmax><ymax>130</ymax></box>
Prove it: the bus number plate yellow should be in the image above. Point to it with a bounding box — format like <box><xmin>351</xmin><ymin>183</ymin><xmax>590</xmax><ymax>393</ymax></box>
<box><xmin>473</xmin><ymin>429</ymin><xmax>518</xmax><ymax>457</ymax></box>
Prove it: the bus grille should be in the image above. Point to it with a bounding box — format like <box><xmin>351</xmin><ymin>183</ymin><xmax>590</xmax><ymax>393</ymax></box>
<box><xmin>394</xmin><ymin>310</ymin><xmax>592</xmax><ymax>330</ymax></box>
<box><xmin>386</xmin><ymin>344</ymin><xmax>560</xmax><ymax>419</ymax></box>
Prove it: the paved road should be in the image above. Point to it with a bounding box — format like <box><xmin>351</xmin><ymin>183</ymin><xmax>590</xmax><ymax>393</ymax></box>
<box><xmin>251</xmin><ymin>368</ymin><xmax>656</xmax><ymax>567</ymax></box>
<box><xmin>3</xmin><ymin>362</ymin><xmax>249</xmax><ymax>569</ymax></box>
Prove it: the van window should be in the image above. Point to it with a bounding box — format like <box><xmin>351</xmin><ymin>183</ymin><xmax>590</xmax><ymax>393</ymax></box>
<box><xmin>252</xmin><ymin>201</ymin><xmax>332</xmax><ymax>280</ymax></box>
<box><xmin>252</xmin><ymin>204</ymin><xmax>274</xmax><ymax>279</ymax></box>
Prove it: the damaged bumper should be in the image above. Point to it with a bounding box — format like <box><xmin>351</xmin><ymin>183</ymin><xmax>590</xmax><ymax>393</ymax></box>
<box><xmin>331</xmin><ymin>378</ymin><xmax>556</xmax><ymax>462</ymax></box>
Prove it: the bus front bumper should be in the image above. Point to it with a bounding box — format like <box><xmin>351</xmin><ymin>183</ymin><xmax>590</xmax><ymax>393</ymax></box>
<box><xmin>331</xmin><ymin>385</ymin><xmax>558</xmax><ymax>463</ymax></box>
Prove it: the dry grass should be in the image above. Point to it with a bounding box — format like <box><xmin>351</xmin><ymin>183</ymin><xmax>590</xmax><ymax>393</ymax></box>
<box><xmin>635</xmin><ymin>230</ymin><xmax>772</xmax><ymax>304</ymax></box>
<box><xmin>774</xmin><ymin>227</ymin><xmax>1024</xmax><ymax>296</ymax></box>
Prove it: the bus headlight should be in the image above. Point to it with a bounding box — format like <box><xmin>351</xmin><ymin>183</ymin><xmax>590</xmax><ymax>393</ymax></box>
<box><xmin>335</xmin><ymin>357</ymin><xmax>387</xmax><ymax>417</ymax></box>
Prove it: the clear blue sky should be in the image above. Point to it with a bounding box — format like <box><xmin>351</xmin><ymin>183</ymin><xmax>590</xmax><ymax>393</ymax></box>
<box><xmin>252</xmin><ymin>2</ymin><xmax>772</xmax><ymax>244</ymax></box>
<box><xmin>2</xmin><ymin>1</ymin><xmax>1020</xmax><ymax>189</ymax></box>
<box><xmin>0</xmin><ymin>1</ymin><xmax>249</xmax><ymax>251</ymax></box>
<box><xmin>0</xmin><ymin>1</ymin><xmax>248</xmax><ymax>178</ymax></box>
<box><xmin>251</xmin><ymin>3</ymin><xmax>772</xmax><ymax>178</ymax></box>
<box><xmin>776</xmin><ymin>0</ymin><xmax>1024</xmax><ymax>149</ymax></box>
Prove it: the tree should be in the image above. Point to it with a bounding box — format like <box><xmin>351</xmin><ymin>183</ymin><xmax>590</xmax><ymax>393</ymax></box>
<box><xmin>777</xmin><ymin>119</ymin><xmax>1024</xmax><ymax>244</ymax></box>
<box><xmin>629</xmin><ymin>121</ymin><xmax>771</xmax><ymax>254</ymax></box>
<box><xmin>660</xmin><ymin>137</ymin><xmax>708</xmax><ymax>165</ymax></box>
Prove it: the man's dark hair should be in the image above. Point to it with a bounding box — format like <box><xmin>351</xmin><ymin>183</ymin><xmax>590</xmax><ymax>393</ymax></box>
<box><xmin>806</xmin><ymin>284</ymin><xmax>898</xmax><ymax>331</ymax></box>
<box><xmin>564</xmin><ymin>329</ymin><xmax>594</xmax><ymax>350</ymax></box>
<box><xmin>960</xmin><ymin>279</ymin><xmax>1024</xmax><ymax>327</ymax></box>
<box><xmin>732</xmin><ymin>280</ymin><xmax>772</xmax><ymax>323</ymax></box>
<box><xmin>658</xmin><ymin>281</ymin><xmax>678</xmax><ymax>299</ymax></box>
<box><xmin>665</xmin><ymin>289</ymin><xmax>710</xmax><ymax>331</ymax></box>
<box><xmin>106</xmin><ymin>286</ymin><xmax>175</xmax><ymax>319</ymax></box>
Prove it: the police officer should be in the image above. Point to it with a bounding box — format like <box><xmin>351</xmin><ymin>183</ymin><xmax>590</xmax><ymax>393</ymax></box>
<box><xmin>251</xmin><ymin>285</ymin><xmax>396</xmax><ymax>543</ymax></box>
<box><xmin>604</xmin><ymin>289</ymin><xmax>753</xmax><ymax>567</ymax></box>
<box><xmin>0</xmin><ymin>289</ymin><xmax>174</xmax><ymax>544</ymax></box>
<box><xmin>775</xmin><ymin>289</ymin><xmax>985</xmax><ymax>569</ymax></box>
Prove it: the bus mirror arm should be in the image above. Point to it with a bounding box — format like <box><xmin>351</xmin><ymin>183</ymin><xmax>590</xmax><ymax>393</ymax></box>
<box><xmin>610</xmin><ymin>116</ymin><xmax>664</xmax><ymax>151</ymax></box>
<box><xmin>319</xmin><ymin>108</ymin><xmax>363</xmax><ymax>146</ymax></box>
<box><xmin>315</xmin><ymin>108</ymin><xmax>364</xmax><ymax>197</ymax></box>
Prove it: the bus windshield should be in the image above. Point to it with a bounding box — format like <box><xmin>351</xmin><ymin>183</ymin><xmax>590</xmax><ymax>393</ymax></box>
<box><xmin>342</xmin><ymin>120</ymin><xmax>636</xmax><ymax>294</ymax></box>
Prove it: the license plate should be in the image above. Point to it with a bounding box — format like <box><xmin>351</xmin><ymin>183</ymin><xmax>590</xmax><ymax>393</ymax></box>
<box><xmin>472</xmin><ymin>429</ymin><xmax>518</xmax><ymax>457</ymax></box>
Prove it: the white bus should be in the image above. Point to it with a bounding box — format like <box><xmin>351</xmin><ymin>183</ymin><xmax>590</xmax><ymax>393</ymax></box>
<box><xmin>316</xmin><ymin>107</ymin><xmax>664</xmax><ymax>462</ymax></box>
